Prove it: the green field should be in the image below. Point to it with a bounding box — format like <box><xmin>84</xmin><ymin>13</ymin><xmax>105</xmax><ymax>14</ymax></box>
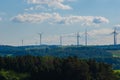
<box><xmin>108</xmin><ymin>50</ymin><xmax>120</xmax><ymax>57</ymax></box>
<box><xmin>114</xmin><ymin>70</ymin><xmax>120</xmax><ymax>73</ymax></box>
<box><xmin>0</xmin><ymin>69</ymin><xmax>29</xmax><ymax>80</ymax></box>
<box><xmin>114</xmin><ymin>70</ymin><xmax>120</xmax><ymax>79</ymax></box>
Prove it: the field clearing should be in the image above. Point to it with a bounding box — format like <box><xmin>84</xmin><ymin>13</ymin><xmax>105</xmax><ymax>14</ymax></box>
<box><xmin>114</xmin><ymin>70</ymin><xmax>120</xmax><ymax>73</ymax></box>
<box><xmin>0</xmin><ymin>69</ymin><xmax>29</xmax><ymax>80</ymax></box>
<box><xmin>107</xmin><ymin>50</ymin><xmax>120</xmax><ymax>57</ymax></box>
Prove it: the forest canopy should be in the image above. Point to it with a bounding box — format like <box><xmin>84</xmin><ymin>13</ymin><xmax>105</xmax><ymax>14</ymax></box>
<box><xmin>0</xmin><ymin>56</ymin><xmax>118</xmax><ymax>80</ymax></box>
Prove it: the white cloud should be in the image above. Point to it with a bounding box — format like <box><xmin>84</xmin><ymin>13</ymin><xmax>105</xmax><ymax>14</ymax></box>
<box><xmin>11</xmin><ymin>13</ymin><xmax>109</xmax><ymax>25</ymax></box>
<box><xmin>25</xmin><ymin>5</ymin><xmax>47</xmax><ymax>11</ymax></box>
<box><xmin>26</xmin><ymin>0</ymin><xmax>72</xmax><ymax>10</ymax></box>
<box><xmin>89</xmin><ymin>28</ymin><xmax>113</xmax><ymax>36</ymax></box>
<box><xmin>52</xmin><ymin>14</ymin><xmax>109</xmax><ymax>25</ymax></box>
<box><xmin>11</xmin><ymin>13</ymin><xmax>52</xmax><ymax>23</ymax></box>
<box><xmin>114</xmin><ymin>24</ymin><xmax>120</xmax><ymax>28</ymax></box>
<box><xmin>92</xmin><ymin>17</ymin><xmax>109</xmax><ymax>24</ymax></box>
<box><xmin>115</xmin><ymin>24</ymin><xmax>120</xmax><ymax>27</ymax></box>
<box><xmin>114</xmin><ymin>24</ymin><xmax>120</xmax><ymax>31</ymax></box>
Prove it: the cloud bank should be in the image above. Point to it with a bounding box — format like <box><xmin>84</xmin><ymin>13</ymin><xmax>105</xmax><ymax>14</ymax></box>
<box><xmin>26</xmin><ymin>0</ymin><xmax>72</xmax><ymax>10</ymax></box>
<box><xmin>11</xmin><ymin>13</ymin><xmax>109</xmax><ymax>25</ymax></box>
<box><xmin>114</xmin><ymin>24</ymin><xmax>120</xmax><ymax>27</ymax></box>
<box><xmin>114</xmin><ymin>24</ymin><xmax>120</xmax><ymax>31</ymax></box>
<box><xmin>89</xmin><ymin>28</ymin><xmax>113</xmax><ymax>36</ymax></box>
<box><xmin>52</xmin><ymin>14</ymin><xmax>109</xmax><ymax>25</ymax></box>
<box><xmin>11</xmin><ymin>13</ymin><xmax>52</xmax><ymax>23</ymax></box>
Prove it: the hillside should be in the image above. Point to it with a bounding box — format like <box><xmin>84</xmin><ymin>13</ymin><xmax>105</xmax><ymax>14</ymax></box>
<box><xmin>0</xmin><ymin>56</ymin><xmax>118</xmax><ymax>80</ymax></box>
<box><xmin>0</xmin><ymin>45</ymin><xmax>120</xmax><ymax>69</ymax></box>
<box><xmin>0</xmin><ymin>45</ymin><xmax>113</xmax><ymax>58</ymax></box>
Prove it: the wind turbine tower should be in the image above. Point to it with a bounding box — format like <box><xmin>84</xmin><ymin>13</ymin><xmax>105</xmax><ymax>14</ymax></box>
<box><xmin>22</xmin><ymin>40</ymin><xmax>23</xmax><ymax>46</ymax></box>
<box><xmin>77</xmin><ymin>32</ymin><xmax>80</xmax><ymax>46</ymax></box>
<box><xmin>38</xmin><ymin>33</ymin><xmax>42</xmax><ymax>45</ymax></box>
<box><xmin>60</xmin><ymin>36</ymin><xmax>62</xmax><ymax>46</ymax></box>
<box><xmin>85</xmin><ymin>29</ymin><xmax>88</xmax><ymax>46</ymax></box>
<box><xmin>112</xmin><ymin>28</ymin><xmax>118</xmax><ymax>45</ymax></box>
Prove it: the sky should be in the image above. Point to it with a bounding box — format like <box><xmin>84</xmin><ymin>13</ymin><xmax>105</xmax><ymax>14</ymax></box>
<box><xmin>0</xmin><ymin>0</ymin><xmax>120</xmax><ymax>46</ymax></box>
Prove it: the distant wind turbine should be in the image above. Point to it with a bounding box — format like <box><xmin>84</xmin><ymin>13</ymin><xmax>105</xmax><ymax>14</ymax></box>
<box><xmin>22</xmin><ymin>40</ymin><xmax>23</xmax><ymax>46</ymax></box>
<box><xmin>85</xmin><ymin>29</ymin><xmax>88</xmax><ymax>46</ymax></box>
<box><xmin>111</xmin><ymin>27</ymin><xmax>118</xmax><ymax>45</ymax></box>
<box><xmin>61</xmin><ymin>32</ymin><xmax>80</xmax><ymax>46</ymax></box>
<box><xmin>60</xmin><ymin>36</ymin><xmax>62</xmax><ymax>46</ymax></box>
<box><xmin>76</xmin><ymin>32</ymin><xmax>80</xmax><ymax>46</ymax></box>
<box><xmin>38</xmin><ymin>33</ymin><xmax>42</xmax><ymax>45</ymax></box>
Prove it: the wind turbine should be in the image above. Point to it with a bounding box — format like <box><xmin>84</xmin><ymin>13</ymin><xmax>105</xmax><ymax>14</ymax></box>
<box><xmin>22</xmin><ymin>40</ymin><xmax>23</xmax><ymax>46</ymax></box>
<box><xmin>76</xmin><ymin>32</ymin><xmax>80</xmax><ymax>46</ymax></box>
<box><xmin>112</xmin><ymin>27</ymin><xmax>118</xmax><ymax>46</ymax></box>
<box><xmin>61</xmin><ymin>32</ymin><xmax>80</xmax><ymax>46</ymax></box>
<box><xmin>85</xmin><ymin>29</ymin><xmax>88</xmax><ymax>46</ymax></box>
<box><xmin>38</xmin><ymin>33</ymin><xmax>42</xmax><ymax>45</ymax></box>
<box><xmin>60</xmin><ymin>36</ymin><xmax>62</xmax><ymax>46</ymax></box>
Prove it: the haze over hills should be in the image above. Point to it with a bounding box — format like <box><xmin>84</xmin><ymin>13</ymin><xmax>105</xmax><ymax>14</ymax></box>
<box><xmin>0</xmin><ymin>44</ymin><xmax>120</xmax><ymax>57</ymax></box>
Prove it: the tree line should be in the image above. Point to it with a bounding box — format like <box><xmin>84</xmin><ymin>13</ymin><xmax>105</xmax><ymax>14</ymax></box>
<box><xmin>0</xmin><ymin>55</ymin><xmax>118</xmax><ymax>80</ymax></box>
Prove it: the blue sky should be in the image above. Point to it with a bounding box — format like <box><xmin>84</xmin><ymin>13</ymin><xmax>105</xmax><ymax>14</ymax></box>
<box><xmin>0</xmin><ymin>0</ymin><xmax>120</xmax><ymax>46</ymax></box>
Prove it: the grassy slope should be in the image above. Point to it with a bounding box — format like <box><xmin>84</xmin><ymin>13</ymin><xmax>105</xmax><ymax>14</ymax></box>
<box><xmin>114</xmin><ymin>70</ymin><xmax>120</xmax><ymax>79</ymax></box>
<box><xmin>0</xmin><ymin>69</ymin><xmax>29</xmax><ymax>80</ymax></box>
<box><xmin>114</xmin><ymin>70</ymin><xmax>120</xmax><ymax>72</ymax></box>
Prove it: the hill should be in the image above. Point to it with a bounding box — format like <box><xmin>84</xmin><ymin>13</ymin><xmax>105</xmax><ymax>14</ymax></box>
<box><xmin>0</xmin><ymin>45</ymin><xmax>113</xmax><ymax>58</ymax></box>
<box><xmin>0</xmin><ymin>45</ymin><xmax>120</xmax><ymax>69</ymax></box>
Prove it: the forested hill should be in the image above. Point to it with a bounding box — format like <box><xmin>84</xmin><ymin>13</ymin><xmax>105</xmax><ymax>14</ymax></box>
<box><xmin>1</xmin><ymin>44</ymin><xmax>120</xmax><ymax>51</ymax></box>
<box><xmin>0</xmin><ymin>45</ymin><xmax>114</xmax><ymax>58</ymax></box>
<box><xmin>1</xmin><ymin>45</ymin><xmax>120</xmax><ymax>69</ymax></box>
<box><xmin>0</xmin><ymin>56</ymin><xmax>118</xmax><ymax>80</ymax></box>
<box><xmin>0</xmin><ymin>45</ymin><xmax>119</xmax><ymax>57</ymax></box>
